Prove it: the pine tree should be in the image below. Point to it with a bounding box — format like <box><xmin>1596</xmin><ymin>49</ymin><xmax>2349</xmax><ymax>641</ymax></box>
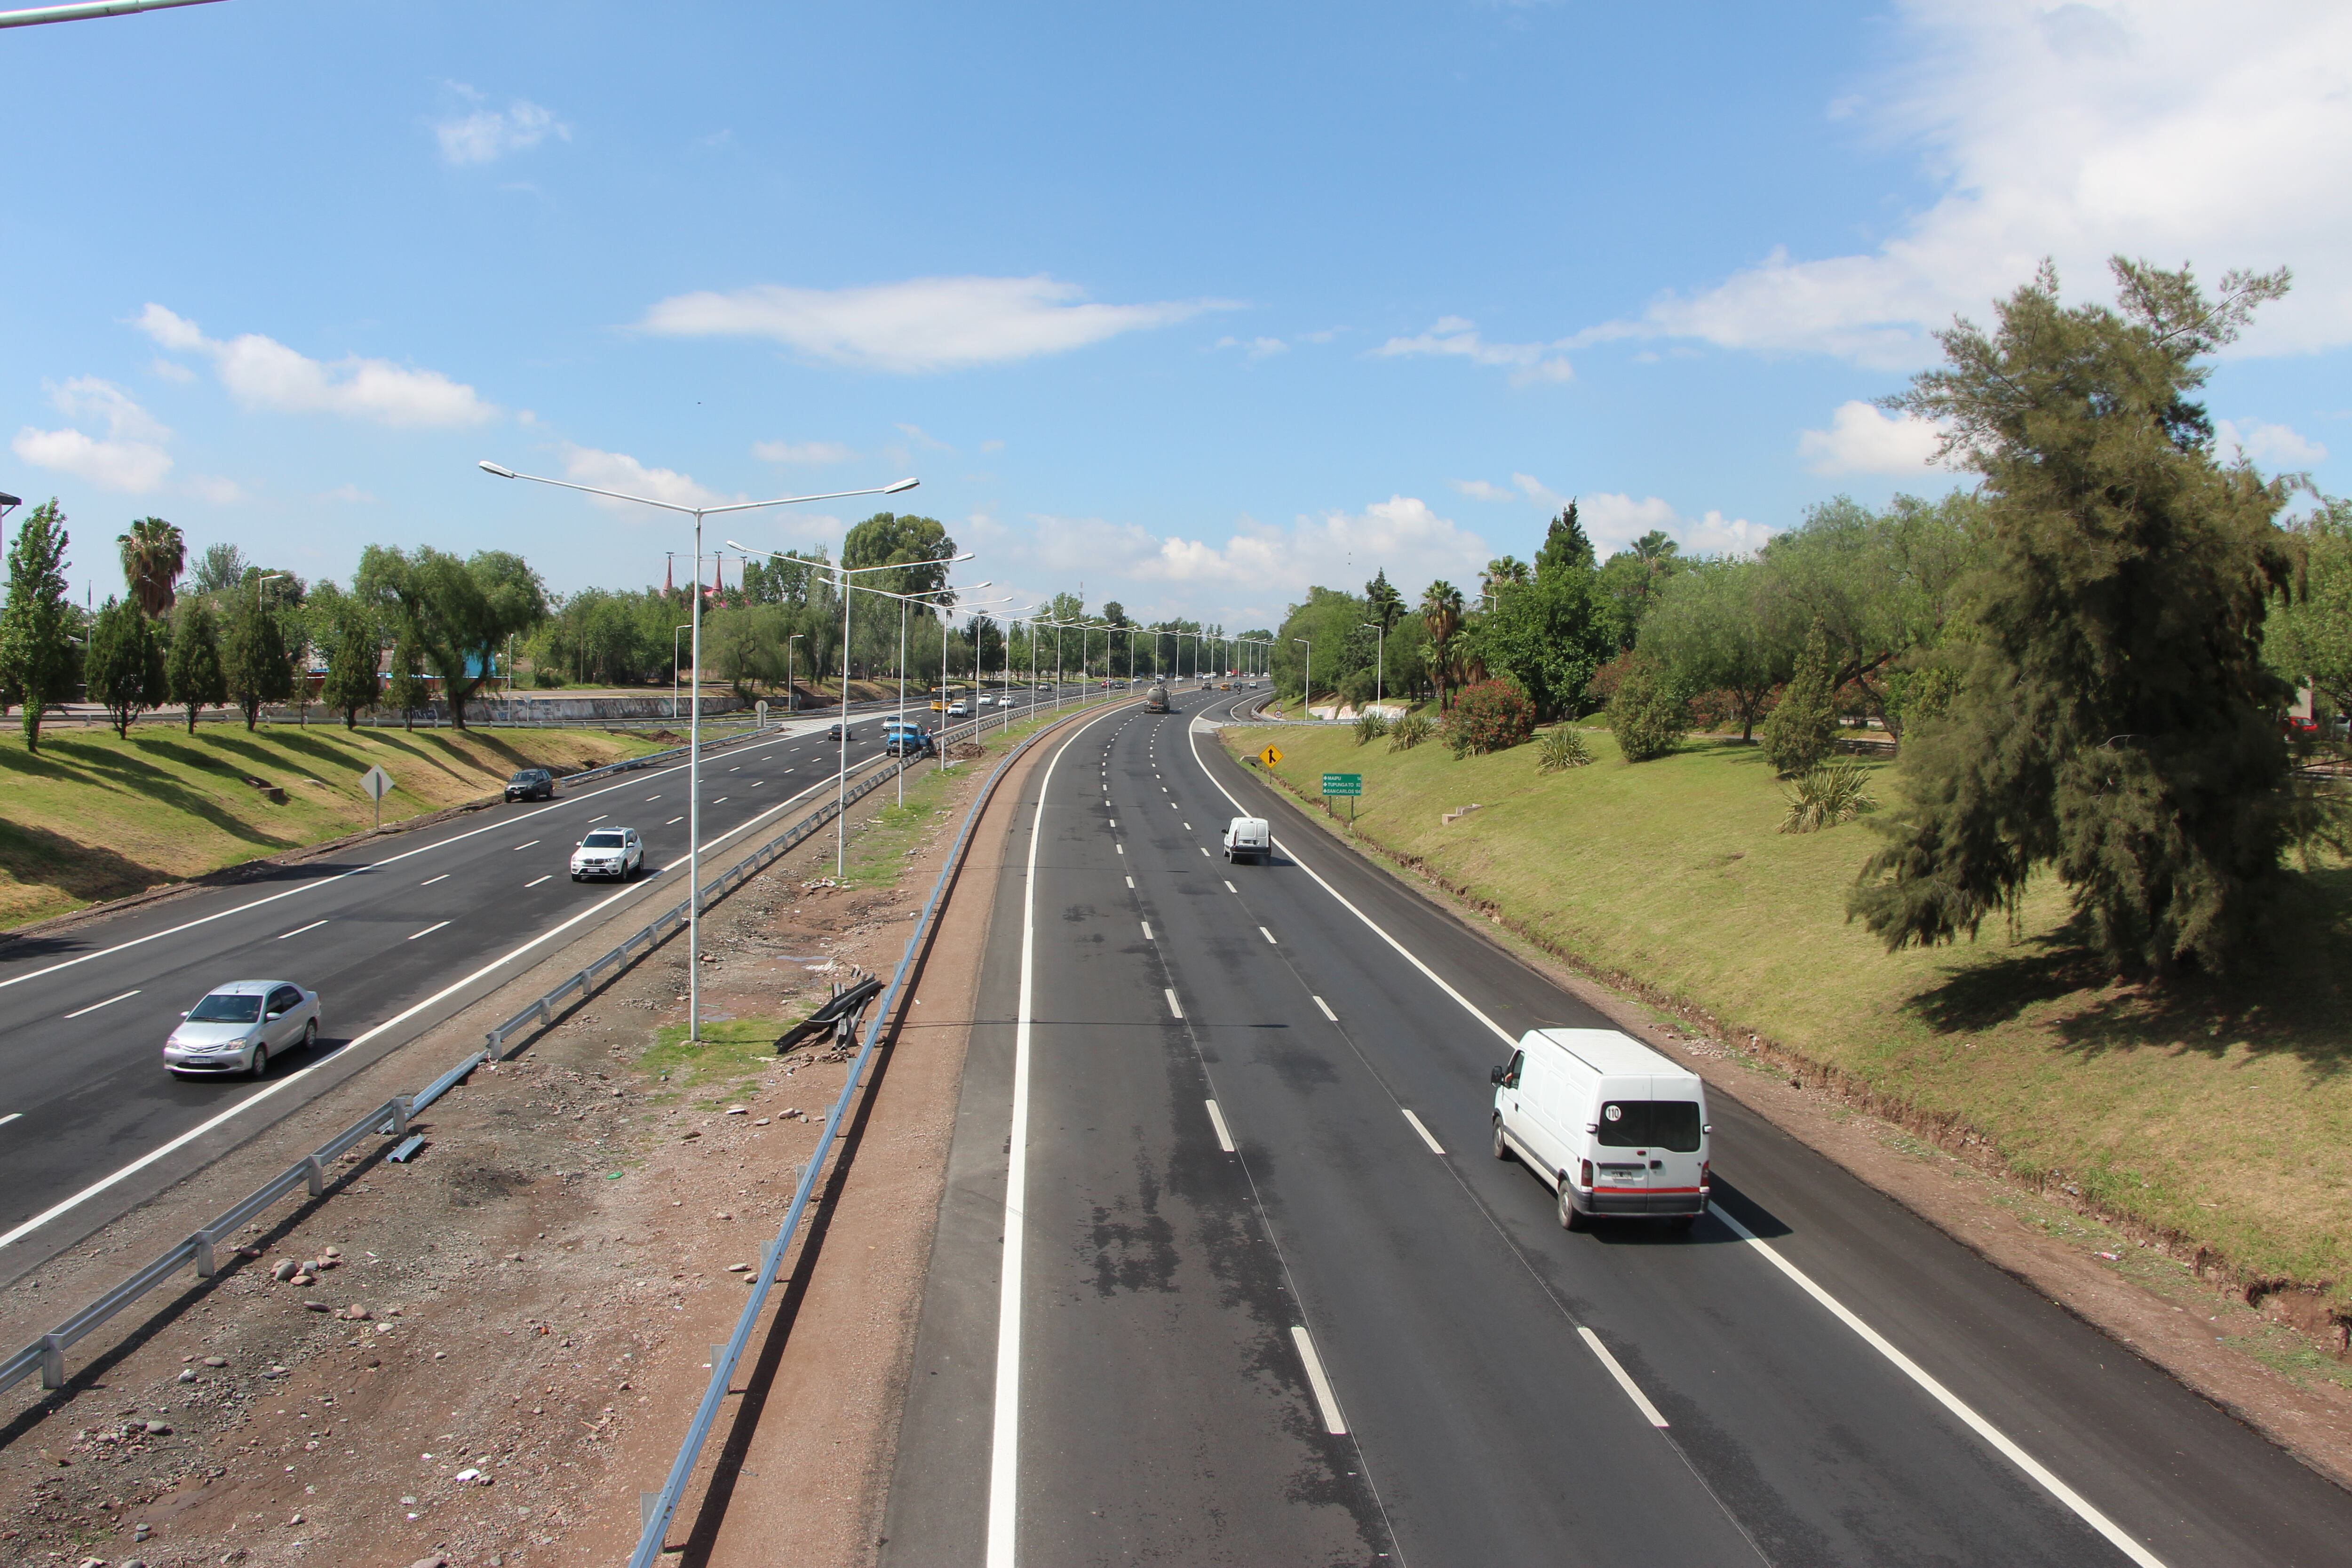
<box><xmin>322</xmin><ymin>612</ymin><xmax>382</xmax><ymax>729</ymax></box>
<box><xmin>86</xmin><ymin>595</ymin><xmax>167</xmax><ymax>737</ymax></box>
<box><xmin>1536</xmin><ymin>501</ymin><xmax>1594</xmax><ymax>579</ymax></box>
<box><xmin>385</xmin><ymin>629</ymin><xmax>427</xmax><ymax>730</ymax></box>
<box><xmin>165</xmin><ymin>599</ymin><xmax>226</xmax><ymax>732</ymax></box>
<box><xmin>1764</xmin><ymin>619</ymin><xmax>1839</xmax><ymax>776</ymax></box>
<box><xmin>223</xmin><ymin>595</ymin><xmax>292</xmax><ymax>730</ymax></box>
<box><xmin>1606</xmin><ymin>653</ymin><xmax>1689</xmax><ymax>762</ymax></box>
<box><xmin>0</xmin><ymin>500</ymin><xmax>75</xmax><ymax>752</ymax></box>
<box><xmin>1853</xmin><ymin>259</ymin><xmax>2304</xmax><ymax>978</ymax></box>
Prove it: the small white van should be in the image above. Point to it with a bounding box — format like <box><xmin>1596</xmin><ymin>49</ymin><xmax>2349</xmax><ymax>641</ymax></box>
<box><xmin>1489</xmin><ymin>1027</ymin><xmax>1711</xmax><ymax>1231</ymax></box>
<box><xmin>1223</xmin><ymin>816</ymin><xmax>1271</xmax><ymax>864</ymax></box>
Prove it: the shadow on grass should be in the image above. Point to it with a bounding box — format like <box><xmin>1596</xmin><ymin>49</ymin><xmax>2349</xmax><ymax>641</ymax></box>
<box><xmin>24</xmin><ymin>736</ymin><xmax>291</xmax><ymax>850</ymax></box>
<box><xmin>1903</xmin><ymin>866</ymin><xmax>2352</xmax><ymax>1078</ymax></box>
<box><xmin>0</xmin><ymin>816</ymin><xmax>176</xmax><ymax>913</ymax></box>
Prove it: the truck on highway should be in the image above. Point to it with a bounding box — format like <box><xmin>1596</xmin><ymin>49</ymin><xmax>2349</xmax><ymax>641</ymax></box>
<box><xmin>1145</xmin><ymin>682</ymin><xmax>1170</xmax><ymax>713</ymax></box>
<box><xmin>1490</xmin><ymin>1028</ymin><xmax>1711</xmax><ymax>1231</ymax></box>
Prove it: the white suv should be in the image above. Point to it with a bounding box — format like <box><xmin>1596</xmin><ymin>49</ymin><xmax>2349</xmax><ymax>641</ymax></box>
<box><xmin>570</xmin><ymin>827</ymin><xmax>645</xmax><ymax>881</ymax></box>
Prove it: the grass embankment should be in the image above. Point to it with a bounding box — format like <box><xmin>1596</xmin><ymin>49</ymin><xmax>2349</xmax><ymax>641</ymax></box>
<box><xmin>0</xmin><ymin>722</ymin><xmax>668</xmax><ymax>930</ymax></box>
<box><xmin>1228</xmin><ymin>722</ymin><xmax>2352</xmax><ymax>1316</ymax></box>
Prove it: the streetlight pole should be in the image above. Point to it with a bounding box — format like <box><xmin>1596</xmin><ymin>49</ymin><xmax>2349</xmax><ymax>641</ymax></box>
<box><xmin>479</xmin><ymin>459</ymin><xmax>918</xmax><ymax>1043</ymax></box>
<box><xmin>786</xmin><ymin>633</ymin><xmax>804</xmax><ymax>713</ymax></box>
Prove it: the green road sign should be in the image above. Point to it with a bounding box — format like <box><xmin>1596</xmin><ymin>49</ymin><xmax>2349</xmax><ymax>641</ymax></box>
<box><xmin>1321</xmin><ymin>773</ymin><xmax>1362</xmax><ymax>796</ymax></box>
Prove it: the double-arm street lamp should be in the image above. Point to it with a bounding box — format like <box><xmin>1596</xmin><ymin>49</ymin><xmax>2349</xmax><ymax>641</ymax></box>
<box><xmin>480</xmin><ymin>458</ymin><xmax>918</xmax><ymax>1042</ymax></box>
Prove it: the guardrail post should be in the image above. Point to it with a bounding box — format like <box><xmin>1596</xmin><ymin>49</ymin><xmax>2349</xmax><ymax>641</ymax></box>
<box><xmin>302</xmin><ymin>1153</ymin><xmax>327</xmax><ymax>1198</ymax></box>
<box><xmin>391</xmin><ymin>1096</ymin><xmax>411</xmax><ymax>1137</ymax></box>
<box><xmin>39</xmin><ymin>1333</ymin><xmax>65</xmax><ymax>1390</ymax></box>
<box><xmin>193</xmin><ymin>1229</ymin><xmax>219</xmax><ymax>1278</ymax></box>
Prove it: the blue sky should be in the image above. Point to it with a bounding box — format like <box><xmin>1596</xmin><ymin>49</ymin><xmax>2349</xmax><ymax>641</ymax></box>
<box><xmin>7</xmin><ymin>0</ymin><xmax>2348</xmax><ymax>630</ymax></box>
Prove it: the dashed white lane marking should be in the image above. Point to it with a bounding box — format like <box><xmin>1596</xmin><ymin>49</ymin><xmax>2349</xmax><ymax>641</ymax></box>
<box><xmin>524</xmin><ymin>875</ymin><xmax>552</xmax><ymax>889</ymax></box>
<box><xmin>1578</xmin><ymin>1327</ymin><xmax>1669</xmax><ymax>1427</ymax></box>
<box><xmin>1260</xmin><ymin>927</ymin><xmax>1276</xmax><ymax>944</ymax></box>
<box><xmin>1164</xmin><ymin>987</ymin><xmax>1184</xmax><ymax>1019</ymax></box>
<box><xmin>1312</xmin><ymin>995</ymin><xmax>1337</xmax><ymax>1022</ymax></box>
<box><xmin>1141</xmin><ymin>920</ymin><xmax>1154</xmax><ymax>940</ymax></box>
<box><xmin>1292</xmin><ymin>1326</ymin><xmax>1348</xmax><ymax>1435</ymax></box>
<box><xmin>1109</xmin><ymin>819</ymin><xmax>1117</xmax><ymax>828</ymax></box>
<box><xmin>1183</xmin><ymin>821</ymin><xmax>1192</xmax><ymax>830</ymax></box>
<box><xmin>512</xmin><ymin>840</ymin><xmax>539</xmax><ymax>851</ymax></box>
<box><xmin>588</xmin><ymin>814</ymin><xmax>608</xmax><ymax>823</ymax></box>
<box><xmin>665</xmin><ymin>817</ymin><xmax>685</xmax><ymax>826</ymax></box>
<box><xmin>1125</xmin><ymin>875</ymin><xmax>1134</xmax><ymax>888</ymax></box>
<box><xmin>277</xmin><ymin>920</ymin><xmax>328</xmax><ymax>940</ymax></box>
<box><xmin>1400</xmin><ymin>1108</ymin><xmax>1446</xmax><ymax>1155</ymax></box>
<box><xmin>1116</xmin><ymin>844</ymin><xmax>1125</xmax><ymax>855</ymax></box>
<box><xmin>1712</xmin><ymin>1209</ymin><xmax>2168</xmax><ymax>1565</ymax></box>
<box><xmin>64</xmin><ymin>989</ymin><xmax>140</xmax><ymax>1019</ymax></box>
<box><xmin>646</xmin><ymin>794</ymin><xmax>661</xmax><ymax>801</ymax></box>
<box><xmin>420</xmin><ymin>873</ymin><xmax>450</xmax><ymax>887</ymax></box>
<box><xmin>1198</xmin><ymin>846</ymin><xmax>1210</xmax><ymax>857</ymax></box>
<box><xmin>1205</xmin><ymin>1098</ymin><xmax>1236</xmax><ymax>1152</ymax></box>
<box><xmin>713</xmin><ymin>797</ymin><xmax>728</xmax><ymax>804</ymax></box>
<box><xmin>406</xmin><ymin>920</ymin><xmax>451</xmax><ymax>941</ymax></box>
<box><xmin>0</xmin><ymin>1114</ymin><xmax>19</xmax><ymax>1129</ymax></box>
<box><xmin>1224</xmin><ymin>880</ymin><xmax>1237</xmax><ymax>893</ymax></box>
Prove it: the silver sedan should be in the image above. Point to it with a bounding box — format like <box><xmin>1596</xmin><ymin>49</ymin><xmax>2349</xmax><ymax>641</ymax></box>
<box><xmin>164</xmin><ymin>979</ymin><xmax>322</xmax><ymax>1078</ymax></box>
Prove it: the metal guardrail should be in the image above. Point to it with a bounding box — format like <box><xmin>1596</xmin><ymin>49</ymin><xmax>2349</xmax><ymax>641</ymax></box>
<box><xmin>628</xmin><ymin>692</ymin><xmax>1135</xmax><ymax>1566</ymax></box>
<box><xmin>0</xmin><ymin>697</ymin><xmax>1115</xmax><ymax>1403</ymax></box>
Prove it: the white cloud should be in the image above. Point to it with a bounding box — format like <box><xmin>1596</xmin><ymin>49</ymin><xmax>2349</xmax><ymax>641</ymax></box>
<box><xmin>12</xmin><ymin>377</ymin><xmax>173</xmax><ymax>492</ymax></box>
<box><xmin>323</xmin><ymin>483</ymin><xmax>376</xmax><ymax>503</ymax></box>
<box><xmin>188</xmin><ymin>475</ymin><xmax>246</xmax><ymax>504</ymax></box>
<box><xmin>559</xmin><ymin>445</ymin><xmax>731</xmax><ymax>513</ymax></box>
<box><xmin>135</xmin><ymin>303</ymin><xmax>496</xmax><ymax>428</ymax></box>
<box><xmin>434</xmin><ymin>91</ymin><xmax>570</xmax><ymax>166</ymax></box>
<box><xmin>1214</xmin><ymin>334</ymin><xmax>1291</xmax><ymax>360</ymax></box>
<box><xmin>752</xmin><ymin>439</ymin><xmax>853</xmax><ymax>465</ymax></box>
<box><xmin>150</xmin><ymin>357</ymin><xmax>194</xmax><ymax>384</ymax></box>
<box><xmin>638</xmin><ymin>275</ymin><xmax>1230</xmax><ymax>373</ymax></box>
<box><xmin>1451</xmin><ymin>478</ymin><xmax>1518</xmax><ymax>502</ymax></box>
<box><xmin>980</xmin><ymin>438</ymin><xmax>1006</xmax><ymax>454</ymax></box>
<box><xmin>1375</xmin><ymin>316</ymin><xmax>1573</xmax><ymax>384</ymax></box>
<box><xmin>1580</xmin><ymin>491</ymin><xmax>1772</xmax><ymax>558</ymax></box>
<box><xmin>2216</xmin><ymin>418</ymin><xmax>2327</xmax><ymax>467</ymax></box>
<box><xmin>894</xmin><ymin>422</ymin><xmax>953</xmax><ymax>451</ymax></box>
<box><xmin>1579</xmin><ymin>1</ymin><xmax>2352</xmax><ymax>365</ymax></box>
<box><xmin>1796</xmin><ymin>400</ymin><xmax>1948</xmax><ymax>474</ymax></box>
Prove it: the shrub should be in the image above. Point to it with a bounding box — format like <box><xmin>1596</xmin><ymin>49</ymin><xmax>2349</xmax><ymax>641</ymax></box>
<box><xmin>1780</xmin><ymin>761</ymin><xmax>1876</xmax><ymax>833</ymax></box>
<box><xmin>1388</xmin><ymin>713</ymin><xmax>1434</xmax><ymax>751</ymax></box>
<box><xmin>1442</xmin><ymin>679</ymin><xmax>1537</xmax><ymax>758</ymax></box>
<box><xmin>1606</xmin><ymin>656</ymin><xmax>1689</xmax><ymax>762</ymax></box>
<box><xmin>1354</xmin><ymin>711</ymin><xmax>1390</xmax><ymax>745</ymax></box>
<box><xmin>1536</xmin><ymin>726</ymin><xmax>1592</xmax><ymax>772</ymax></box>
<box><xmin>1764</xmin><ymin>619</ymin><xmax>1839</xmax><ymax>776</ymax></box>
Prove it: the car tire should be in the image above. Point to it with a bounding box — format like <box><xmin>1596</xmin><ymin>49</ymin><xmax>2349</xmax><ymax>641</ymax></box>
<box><xmin>301</xmin><ymin>1019</ymin><xmax>318</xmax><ymax>1051</ymax></box>
<box><xmin>248</xmin><ymin>1043</ymin><xmax>270</xmax><ymax>1080</ymax></box>
<box><xmin>1492</xmin><ymin>1117</ymin><xmax>1512</xmax><ymax>1162</ymax></box>
<box><xmin>1557</xmin><ymin>1179</ymin><xmax>1586</xmax><ymax>1231</ymax></box>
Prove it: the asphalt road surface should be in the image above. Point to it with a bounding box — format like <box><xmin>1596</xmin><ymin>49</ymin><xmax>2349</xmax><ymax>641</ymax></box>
<box><xmin>881</xmin><ymin>687</ymin><xmax>2352</xmax><ymax>1568</ymax></box>
<box><xmin>0</xmin><ymin>685</ymin><xmax>1107</xmax><ymax>1281</ymax></box>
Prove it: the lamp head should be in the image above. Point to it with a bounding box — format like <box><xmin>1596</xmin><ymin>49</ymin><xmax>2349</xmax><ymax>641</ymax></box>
<box><xmin>478</xmin><ymin>461</ymin><xmax>519</xmax><ymax>479</ymax></box>
<box><xmin>884</xmin><ymin>478</ymin><xmax>921</xmax><ymax>494</ymax></box>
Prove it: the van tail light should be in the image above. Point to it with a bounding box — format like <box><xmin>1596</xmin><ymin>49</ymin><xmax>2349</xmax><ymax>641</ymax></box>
<box><xmin>1579</xmin><ymin>1159</ymin><xmax>1594</xmax><ymax>1189</ymax></box>
<box><xmin>1699</xmin><ymin>1160</ymin><xmax>1711</xmax><ymax>1192</ymax></box>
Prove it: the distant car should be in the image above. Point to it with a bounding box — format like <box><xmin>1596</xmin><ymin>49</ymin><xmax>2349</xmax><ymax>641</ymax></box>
<box><xmin>569</xmin><ymin>827</ymin><xmax>645</xmax><ymax>881</ymax></box>
<box><xmin>947</xmin><ymin>700</ymin><xmax>969</xmax><ymax>718</ymax></box>
<box><xmin>827</xmin><ymin>721</ymin><xmax>853</xmax><ymax>741</ymax></box>
<box><xmin>165</xmin><ymin>980</ymin><xmax>320</xmax><ymax>1078</ymax></box>
<box><xmin>505</xmin><ymin>767</ymin><xmax>556</xmax><ymax>802</ymax></box>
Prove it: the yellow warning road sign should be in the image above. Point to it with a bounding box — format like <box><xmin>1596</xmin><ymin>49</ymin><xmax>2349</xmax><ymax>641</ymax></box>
<box><xmin>1258</xmin><ymin>744</ymin><xmax>1284</xmax><ymax>768</ymax></box>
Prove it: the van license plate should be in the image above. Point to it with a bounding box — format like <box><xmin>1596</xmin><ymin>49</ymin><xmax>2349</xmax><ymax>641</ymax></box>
<box><xmin>1599</xmin><ymin>1164</ymin><xmax>1646</xmax><ymax>1185</ymax></box>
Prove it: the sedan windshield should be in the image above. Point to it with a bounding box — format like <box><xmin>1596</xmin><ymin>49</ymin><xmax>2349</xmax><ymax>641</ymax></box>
<box><xmin>510</xmin><ymin>770</ymin><xmax>548</xmax><ymax>783</ymax></box>
<box><xmin>582</xmin><ymin>831</ymin><xmax>625</xmax><ymax>848</ymax></box>
<box><xmin>188</xmin><ymin>993</ymin><xmax>263</xmax><ymax>1023</ymax></box>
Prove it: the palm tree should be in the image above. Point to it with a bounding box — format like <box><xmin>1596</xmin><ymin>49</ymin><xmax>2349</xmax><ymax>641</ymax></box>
<box><xmin>118</xmin><ymin>517</ymin><xmax>186</xmax><ymax>619</ymax></box>
<box><xmin>1421</xmin><ymin>579</ymin><xmax>1463</xmax><ymax>707</ymax></box>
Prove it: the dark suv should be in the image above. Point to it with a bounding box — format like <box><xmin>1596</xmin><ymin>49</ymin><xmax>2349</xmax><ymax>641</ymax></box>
<box><xmin>505</xmin><ymin>767</ymin><xmax>556</xmax><ymax>802</ymax></box>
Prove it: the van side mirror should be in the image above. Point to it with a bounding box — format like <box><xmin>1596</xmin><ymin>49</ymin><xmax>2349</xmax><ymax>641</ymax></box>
<box><xmin>1702</xmin><ymin>1124</ymin><xmax>1712</xmax><ymax>1135</ymax></box>
<box><xmin>1489</xmin><ymin>1065</ymin><xmax>1505</xmax><ymax>1084</ymax></box>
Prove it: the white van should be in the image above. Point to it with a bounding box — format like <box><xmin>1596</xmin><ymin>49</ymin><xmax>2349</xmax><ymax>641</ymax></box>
<box><xmin>1223</xmin><ymin>816</ymin><xmax>1271</xmax><ymax>863</ymax></box>
<box><xmin>1489</xmin><ymin>1027</ymin><xmax>1711</xmax><ymax>1230</ymax></box>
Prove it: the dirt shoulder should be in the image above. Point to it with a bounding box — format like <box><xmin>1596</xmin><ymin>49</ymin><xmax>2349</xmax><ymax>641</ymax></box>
<box><xmin>1222</xmin><ymin>724</ymin><xmax>2352</xmax><ymax>1495</ymax></box>
<box><xmin>0</xmin><ymin>708</ymin><xmax>1110</xmax><ymax>1568</ymax></box>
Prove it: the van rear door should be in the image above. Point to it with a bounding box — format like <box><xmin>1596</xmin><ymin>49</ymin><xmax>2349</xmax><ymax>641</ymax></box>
<box><xmin>1592</xmin><ymin>1090</ymin><xmax>1707</xmax><ymax>1212</ymax></box>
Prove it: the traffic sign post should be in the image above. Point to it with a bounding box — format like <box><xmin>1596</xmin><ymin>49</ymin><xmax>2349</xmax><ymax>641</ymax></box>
<box><xmin>1321</xmin><ymin>772</ymin><xmax>1361</xmax><ymax>822</ymax></box>
<box><xmin>1258</xmin><ymin>744</ymin><xmax>1283</xmax><ymax>769</ymax></box>
<box><xmin>358</xmin><ymin>764</ymin><xmax>395</xmax><ymax>831</ymax></box>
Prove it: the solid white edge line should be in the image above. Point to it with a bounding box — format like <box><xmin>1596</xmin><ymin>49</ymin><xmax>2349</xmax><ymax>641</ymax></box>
<box><xmin>0</xmin><ymin>725</ymin><xmax>816</xmax><ymax>996</ymax></box>
<box><xmin>1312</xmin><ymin>995</ymin><xmax>1336</xmax><ymax>1022</ymax></box>
<box><xmin>1165</xmin><ymin>987</ymin><xmax>1184</xmax><ymax>1019</ymax></box>
<box><xmin>1291</xmin><ymin>1325</ymin><xmax>1348</xmax><ymax>1435</ymax></box>
<box><xmin>63</xmin><ymin>989</ymin><xmax>140</xmax><ymax>1019</ymax></box>
<box><xmin>1711</xmin><ymin>1210</ymin><xmax>2168</xmax><ymax>1567</ymax></box>
<box><xmin>406</xmin><ymin>920</ymin><xmax>451</xmax><ymax>941</ymax></box>
<box><xmin>987</xmin><ymin>700</ymin><xmax>1118</xmax><ymax>1568</ymax></box>
<box><xmin>1577</xmin><ymin>1325</ymin><xmax>1670</xmax><ymax>1428</ymax></box>
<box><xmin>0</xmin><ymin>759</ymin><xmax>849</xmax><ymax>1255</ymax></box>
<box><xmin>1205</xmin><ymin>1098</ymin><xmax>1236</xmax><ymax>1152</ymax></box>
<box><xmin>276</xmin><ymin>920</ymin><xmax>328</xmax><ymax>940</ymax></box>
<box><xmin>1400</xmin><ymin>1108</ymin><xmax>1446</xmax><ymax>1155</ymax></box>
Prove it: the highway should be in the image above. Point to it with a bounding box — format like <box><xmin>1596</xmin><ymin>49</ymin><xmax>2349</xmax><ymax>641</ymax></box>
<box><xmin>0</xmin><ymin>683</ymin><xmax>1103</xmax><ymax>1280</ymax></box>
<box><xmin>882</xmin><ymin>686</ymin><xmax>2352</xmax><ymax>1567</ymax></box>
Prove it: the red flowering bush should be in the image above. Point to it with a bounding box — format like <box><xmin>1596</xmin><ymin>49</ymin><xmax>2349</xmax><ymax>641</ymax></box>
<box><xmin>1442</xmin><ymin>678</ymin><xmax>1537</xmax><ymax>757</ymax></box>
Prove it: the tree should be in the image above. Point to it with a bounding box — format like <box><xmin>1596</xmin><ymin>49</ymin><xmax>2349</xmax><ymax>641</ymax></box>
<box><xmin>1476</xmin><ymin>565</ymin><xmax>1607</xmax><ymax>720</ymax></box>
<box><xmin>1420</xmin><ymin>580</ymin><xmax>1465</xmax><ymax>706</ymax></box>
<box><xmin>320</xmin><ymin>597</ymin><xmax>382</xmax><ymax>729</ymax></box>
<box><xmin>1640</xmin><ymin>559</ymin><xmax>1787</xmax><ymax>741</ymax></box>
<box><xmin>1763</xmin><ymin>619</ymin><xmax>1839</xmax><ymax>775</ymax></box>
<box><xmin>188</xmin><ymin>541</ymin><xmax>247</xmax><ymax>597</ymax></box>
<box><xmin>385</xmin><ymin>629</ymin><xmax>427</xmax><ymax>729</ymax></box>
<box><xmin>357</xmin><ymin>546</ymin><xmax>548</xmax><ymax>727</ymax></box>
<box><xmin>117</xmin><ymin>517</ymin><xmax>185</xmax><ymax>618</ymax></box>
<box><xmin>1442</xmin><ymin>678</ymin><xmax>1537</xmax><ymax>756</ymax></box>
<box><xmin>2267</xmin><ymin>496</ymin><xmax>2352</xmax><ymax>725</ymax></box>
<box><xmin>1853</xmin><ymin>258</ymin><xmax>2303</xmax><ymax>979</ymax></box>
<box><xmin>1</xmin><ymin>500</ymin><xmax>76</xmax><ymax>751</ymax></box>
<box><xmin>1535</xmin><ymin>502</ymin><xmax>1594</xmax><ymax>580</ymax></box>
<box><xmin>85</xmin><ymin>595</ymin><xmax>167</xmax><ymax>736</ymax></box>
<box><xmin>165</xmin><ymin>598</ymin><xmax>227</xmax><ymax>732</ymax></box>
<box><xmin>1596</xmin><ymin>531</ymin><xmax>1683</xmax><ymax>650</ymax></box>
<box><xmin>222</xmin><ymin>594</ymin><xmax>292</xmax><ymax>729</ymax></box>
<box><xmin>1605</xmin><ymin>652</ymin><xmax>1689</xmax><ymax>762</ymax></box>
<box><xmin>1365</xmin><ymin>569</ymin><xmax>1404</xmax><ymax>632</ymax></box>
<box><xmin>843</xmin><ymin>512</ymin><xmax>957</xmax><ymax>602</ymax></box>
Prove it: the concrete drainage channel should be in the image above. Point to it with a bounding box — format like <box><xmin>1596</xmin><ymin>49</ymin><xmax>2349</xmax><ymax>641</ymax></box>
<box><xmin>629</xmin><ymin>694</ymin><xmax>1136</xmax><ymax>1567</ymax></box>
<box><xmin>0</xmin><ymin>700</ymin><xmax>1110</xmax><ymax>1402</ymax></box>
